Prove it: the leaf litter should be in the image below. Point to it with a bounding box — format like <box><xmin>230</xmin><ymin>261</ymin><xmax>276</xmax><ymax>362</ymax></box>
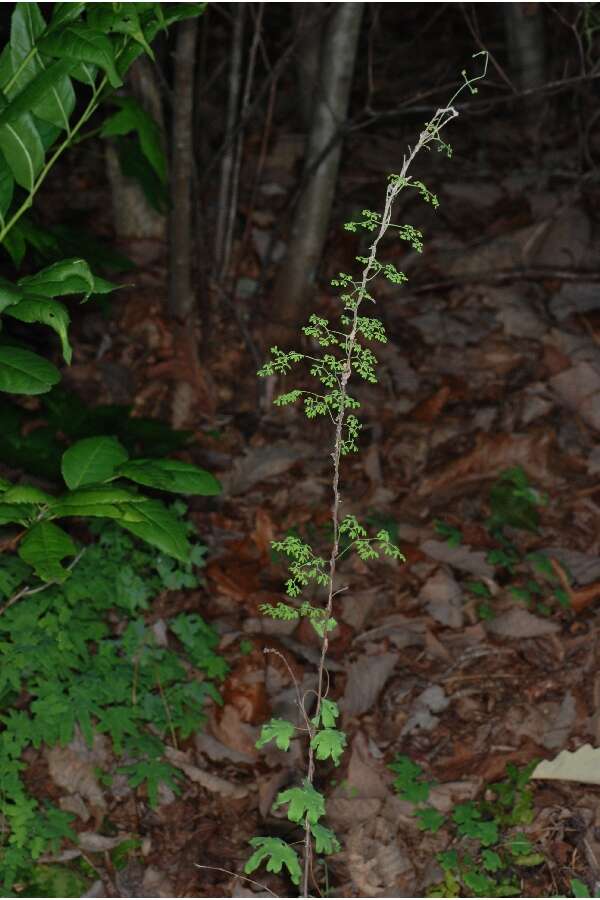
<box><xmin>23</xmin><ymin>14</ymin><xmax>600</xmax><ymax>898</ymax></box>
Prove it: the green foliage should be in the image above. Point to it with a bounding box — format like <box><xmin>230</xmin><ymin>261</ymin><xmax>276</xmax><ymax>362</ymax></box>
<box><xmin>437</xmin><ymin>467</ymin><xmax>569</xmax><ymax>620</ymax></box>
<box><xmin>389</xmin><ymin>758</ymin><xmax>544</xmax><ymax>897</ymax></box>
<box><xmin>275</xmin><ymin>781</ymin><xmax>326</xmax><ymax>825</ymax></box>
<box><xmin>0</xmin><ymin>515</ymin><xmax>224</xmax><ymax>889</ymax></box>
<box><xmin>256</xmin><ymin>718</ymin><xmax>296</xmax><ymax>752</ymax></box>
<box><xmin>248</xmin><ymin>54</ymin><xmax>488</xmax><ymax>895</ymax></box>
<box><xmin>245</xmin><ymin>837</ymin><xmax>302</xmax><ymax>886</ymax></box>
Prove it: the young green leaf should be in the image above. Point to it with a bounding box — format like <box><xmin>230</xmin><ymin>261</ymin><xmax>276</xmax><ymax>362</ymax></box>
<box><xmin>256</xmin><ymin>718</ymin><xmax>295</xmax><ymax>752</ymax></box>
<box><xmin>416</xmin><ymin>807</ymin><xmax>445</xmax><ymax>833</ymax></box>
<box><xmin>310</xmin><ymin>728</ymin><xmax>347</xmax><ymax>766</ymax></box>
<box><xmin>61</xmin><ymin>436</ymin><xmax>129</xmax><ymax>489</ymax></box>
<box><xmin>274</xmin><ymin>780</ymin><xmax>325</xmax><ymax>824</ymax></box>
<box><xmin>245</xmin><ymin>836</ymin><xmax>301</xmax><ymax>886</ymax></box>
<box><xmin>310</xmin><ymin>822</ymin><xmax>340</xmax><ymax>855</ymax></box>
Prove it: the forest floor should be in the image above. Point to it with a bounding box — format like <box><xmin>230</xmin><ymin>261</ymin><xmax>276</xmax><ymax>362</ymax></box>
<box><xmin>14</xmin><ymin>13</ymin><xmax>600</xmax><ymax>900</ymax></box>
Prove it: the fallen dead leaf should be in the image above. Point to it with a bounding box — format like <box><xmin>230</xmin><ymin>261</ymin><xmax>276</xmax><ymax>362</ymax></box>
<box><xmin>164</xmin><ymin>746</ymin><xmax>249</xmax><ymax>800</ymax></box>
<box><xmin>532</xmin><ymin>744</ymin><xmax>600</xmax><ymax>784</ymax></box>
<box><xmin>417</xmin><ymin>430</ymin><xmax>555</xmax><ymax>498</ymax></box>
<box><xmin>340</xmin><ymin>652</ymin><xmax>399</xmax><ymax>717</ymax></box>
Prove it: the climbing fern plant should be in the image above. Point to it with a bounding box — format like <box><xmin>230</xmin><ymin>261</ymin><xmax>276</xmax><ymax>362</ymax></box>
<box><xmin>245</xmin><ymin>54</ymin><xmax>488</xmax><ymax>897</ymax></box>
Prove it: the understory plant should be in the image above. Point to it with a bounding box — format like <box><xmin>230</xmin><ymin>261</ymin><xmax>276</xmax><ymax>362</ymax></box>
<box><xmin>389</xmin><ymin>756</ymin><xmax>543</xmax><ymax>898</ymax></box>
<box><xmin>0</xmin><ymin>512</ymin><xmax>226</xmax><ymax>892</ymax></box>
<box><xmin>244</xmin><ymin>55</ymin><xmax>488</xmax><ymax>897</ymax></box>
<box><xmin>0</xmin><ymin>2</ymin><xmax>224</xmax><ymax>889</ymax></box>
<box><xmin>435</xmin><ymin>465</ymin><xmax>571</xmax><ymax>620</ymax></box>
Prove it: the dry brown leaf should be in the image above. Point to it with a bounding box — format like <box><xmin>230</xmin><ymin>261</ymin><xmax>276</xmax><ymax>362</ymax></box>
<box><xmin>340</xmin><ymin>652</ymin><xmax>399</xmax><ymax>717</ymax></box>
<box><xmin>411</xmin><ymin>385</ymin><xmax>452</xmax><ymax>423</ymax></box>
<box><xmin>164</xmin><ymin>746</ymin><xmax>248</xmax><ymax>799</ymax></box>
<box><xmin>417</xmin><ymin>429</ymin><xmax>555</xmax><ymax>498</ymax></box>
<box><xmin>210</xmin><ymin>704</ymin><xmax>260</xmax><ymax>758</ymax></box>
<box><xmin>222</xmin><ymin>651</ymin><xmax>271</xmax><ymax>724</ymax></box>
<box><xmin>550</xmin><ymin>361</ymin><xmax>600</xmax><ymax>430</ymax></box>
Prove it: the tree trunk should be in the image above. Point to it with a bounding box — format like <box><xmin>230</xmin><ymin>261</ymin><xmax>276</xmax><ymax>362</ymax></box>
<box><xmin>504</xmin><ymin>2</ymin><xmax>546</xmax><ymax>93</ymax></box>
<box><xmin>105</xmin><ymin>56</ymin><xmax>166</xmax><ymax>265</ymax></box>
<box><xmin>269</xmin><ymin>2</ymin><xmax>364</xmax><ymax>346</ymax></box>
<box><xmin>169</xmin><ymin>17</ymin><xmax>215</xmax><ymax>420</ymax></box>
<box><xmin>292</xmin><ymin>3</ymin><xmax>325</xmax><ymax>130</ymax></box>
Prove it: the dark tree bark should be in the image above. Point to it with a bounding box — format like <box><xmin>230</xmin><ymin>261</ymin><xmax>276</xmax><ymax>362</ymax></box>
<box><xmin>169</xmin><ymin>17</ymin><xmax>198</xmax><ymax>321</ymax></box>
<box><xmin>105</xmin><ymin>56</ymin><xmax>166</xmax><ymax>264</ymax></box>
<box><xmin>292</xmin><ymin>3</ymin><xmax>325</xmax><ymax>130</ymax></box>
<box><xmin>168</xmin><ymin>17</ymin><xmax>215</xmax><ymax>421</ymax></box>
<box><xmin>269</xmin><ymin>2</ymin><xmax>364</xmax><ymax>345</ymax></box>
<box><xmin>504</xmin><ymin>2</ymin><xmax>546</xmax><ymax>93</ymax></box>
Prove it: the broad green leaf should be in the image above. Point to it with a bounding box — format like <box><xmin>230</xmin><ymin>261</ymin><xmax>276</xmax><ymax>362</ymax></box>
<box><xmin>117</xmin><ymin>459</ymin><xmax>221</xmax><ymax>495</ymax></box>
<box><xmin>0</xmin><ymin>501</ymin><xmax>36</xmax><ymax>525</ymax></box>
<box><xmin>274</xmin><ymin>780</ymin><xmax>325</xmax><ymax>825</ymax></box>
<box><xmin>49</xmin><ymin>3</ymin><xmax>86</xmax><ymax>33</ymax></box>
<box><xmin>1</xmin><ymin>223</ymin><xmax>26</xmax><ymax>266</ymax></box>
<box><xmin>116</xmin><ymin>500</ymin><xmax>191</xmax><ymax>561</ymax></box>
<box><xmin>245</xmin><ymin>837</ymin><xmax>301</xmax><ymax>886</ymax></box>
<box><xmin>0</xmin><ymin>111</ymin><xmax>45</xmax><ymax>191</ymax></box>
<box><xmin>5</xmin><ymin>296</ymin><xmax>71</xmax><ymax>363</ymax></box>
<box><xmin>0</xmin><ymin>276</ymin><xmax>22</xmax><ymax>311</ymax></box>
<box><xmin>50</xmin><ymin>484</ymin><xmax>142</xmax><ymax>519</ymax></box>
<box><xmin>61</xmin><ymin>436</ymin><xmax>129</xmax><ymax>489</ymax></box>
<box><xmin>310</xmin><ymin>728</ymin><xmax>347</xmax><ymax>766</ymax></box>
<box><xmin>39</xmin><ymin>26</ymin><xmax>122</xmax><ymax>89</ymax></box>
<box><xmin>18</xmin><ymin>520</ymin><xmax>76</xmax><ymax>582</ymax></box>
<box><xmin>0</xmin><ymin>153</ymin><xmax>14</xmax><ymax>218</ymax></box>
<box><xmin>310</xmin><ymin>823</ymin><xmax>340</xmax><ymax>855</ymax></box>
<box><xmin>88</xmin><ymin>6</ymin><xmax>154</xmax><ymax>59</ymax></box>
<box><xmin>0</xmin><ymin>60</ymin><xmax>74</xmax><ymax>131</ymax></box>
<box><xmin>101</xmin><ymin>97</ymin><xmax>165</xmax><ymax>181</ymax></box>
<box><xmin>256</xmin><ymin>718</ymin><xmax>295</xmax><ymax>752</ymax></box>
<box><xmin>19</xmin><ymin>258</ymin><xmax>97</xmax><ymax>299</ymax></box>
<box><xmin>0</xmin><ymin>346</ymin><xmax>60</xmax><ymax>394</ymax></box>
<box><xmin>3</xmin><ymin>484</ymin><xmax>53</xmax><ymax>504</ymax></box>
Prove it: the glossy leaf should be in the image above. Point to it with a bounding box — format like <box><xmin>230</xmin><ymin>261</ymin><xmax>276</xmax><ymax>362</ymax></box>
<box><xmin>18</xmin><ymin>258</ymin><xmax>99</xmax><ymax>299</ymax></box>
<box><xmin>3</xmin><ymin>484</ymin><xmax>53</xmax><ymax>504</ymax></box>
<box><xmin>18</xmin><ymin>520</ymin><xmax>76</xmax><ymax>582</ymax></box>
<box><xmin>116</xmin><ymin>500</ymin><xmax>190</xmax><ymax>561</ymax></box>
<box><xmin>39</xmin><ymin>26</ymin><xmax>122</xmax><ymax>89</ymax></box>
<box><xmin>0</xmin><ymin>276</ymin><xmax>22</xmax><ymax>311</ymax></box>
<box><xmin>117</xmin><ymin>459</ymin><xmax>221</xmax><ymax>495</ymax></box>
<box><xmin>61</xmin><ymin>436</ymin><xmax>129</xmax><ymax>489</ymax></box>
<box><xmin>0</xmin><ymin>111</ymin><xmax>44</xmax><ymax>191</ymax></box>
<box><xmin>48</xmin><ymin>3</ymin><xmax>86</xmax><ymax>33</ymax></box>
<box><xmin>50</xmin><ymin>484</ymin><xmax>142</xmax><ymax>519</ymax></box>
<box><xmin>0</xmin><ymin>153</ymin><xmax>14</xmax><ymax>218</ymax></box>
<box><xmin>5</xmin><ymin>296</ymin><xmax>71</xmax><ymax>363</ymax></box>
<box><xmin>0</xmin><ymin>346</ymin><xmax>59</xmax><ymax>394</ymax></box>
<box><xmin>0</xmin><ymin>60</ymin><xmax>75</xmax><ymax>131</ymax></box>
